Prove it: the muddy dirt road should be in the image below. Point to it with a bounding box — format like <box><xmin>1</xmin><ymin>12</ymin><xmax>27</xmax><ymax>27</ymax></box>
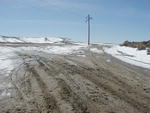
<box><xmin>0</xmin><ymin>43</ymin><xmax>150</xmax><ymax>113</ymax></box>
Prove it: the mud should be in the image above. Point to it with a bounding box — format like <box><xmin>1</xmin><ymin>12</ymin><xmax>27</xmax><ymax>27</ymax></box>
<box><xmin>0</xmin><ymin>43</ymin><xmax>150</xmax><ymax>113</ymax></box>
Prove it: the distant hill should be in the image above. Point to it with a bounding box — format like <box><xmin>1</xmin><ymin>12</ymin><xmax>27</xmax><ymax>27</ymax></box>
<box><xmin>0</xmin><ymin>35</ymin><xmax>65</xmax><ymax>43</ymax></box>
<box><xmin>121</xmin><ymin>40</ymin><xmax>150</xmax><ymax>50</ymax></box>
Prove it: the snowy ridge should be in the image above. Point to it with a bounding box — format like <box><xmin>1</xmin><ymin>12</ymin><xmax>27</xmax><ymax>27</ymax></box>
<box><xmin>0</xmin><ymin>35</ymin><xmax>63</xmax><ymax>43</ymax></box>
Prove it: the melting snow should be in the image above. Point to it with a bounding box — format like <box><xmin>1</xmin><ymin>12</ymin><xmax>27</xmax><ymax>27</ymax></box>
<box><xmin>0</xmin><ymin>37</ymin><xmax>87</xmax><ymax>100</ymax></box>
<box><xmin>106</xmin><ymin>59</ymin><xmax>111</xmax><ymax>62</ymax></box>
<box><xmin>104</xmin><ymin>45</ymin><xmax>150</xmax><ymax>69</ymax></box>
<box><xmin>18</xmin><ymin>45</ymin><xmax>86</xmax><ymax>55</ymax></box>
<box><xmin>0</xmin><ymin>47</ymin><xmax>22</xmax><ymax>76</ymax></box>
<box><xmin>1</xmin><ymin>90</ymin><xmax>11</xmax><ymax>97</ymax></box>
<box><xmin>0</xmin><ymin>36</ymin><xmax>63</xmax><ymax>43</ymax></box>
<box><xmin>77</xmin><ymin>55</ymin><xmax>86</xmax><ymax>57</ymax></box>
<box><xmin>90</xmin><ymin>48</ymin><xmax>103</xmax><ymax>54</ymax></box>
<box><xmin>21</xmin><ymin>37</ymin><xmax>63</xmax><ymax>43</ymax></box>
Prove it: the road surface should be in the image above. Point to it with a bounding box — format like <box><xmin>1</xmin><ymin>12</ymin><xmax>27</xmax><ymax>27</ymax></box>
<box><xmin>0</xmin><ymin>43</ymin><xmax>150</xmax><ymax>113</ymax></box>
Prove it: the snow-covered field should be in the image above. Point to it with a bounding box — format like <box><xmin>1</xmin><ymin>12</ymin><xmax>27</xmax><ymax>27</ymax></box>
<box><xmin>104</xmin><ymin>45</ymin><xmax>150</xmax><ymax>69</ymax></box>
<box><xmin>0</xmin><ymin>35</ymin><xmax>63</xmax><ymax>43</ymax></box>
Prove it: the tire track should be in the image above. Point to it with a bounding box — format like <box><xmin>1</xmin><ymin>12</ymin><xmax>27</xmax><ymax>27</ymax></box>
<box><xmin>8</xmin><ymin>51</ymin><xmax>150</xmax><ymax>113</ymax></box>
<box><xmin>27</xmin><ymin>65</ymin><xmax>60</xmax><ymax>113</ymax></box>
<box><xmin>10</xmin><ymin>64</ymin><xmax>37</xmax><ymax>112</ymax></box>
<box><xmin>52</xmin><ymin>56</ymin><xmax>149</xmax><ymax>113</ymax></box>
<box><xmin>37</xmin><ymin>59</ymin><xmax>97</xmax><ymax>113</ymax></box>
<box><xmin>38</xmin><ymin>58</ymin><xmax>134</xmax><ymax>112</ymax></box>
<box><xmin>85</xmin><ymin>50</ymin><xmax>150</xmax><ymax>113</ymax></box>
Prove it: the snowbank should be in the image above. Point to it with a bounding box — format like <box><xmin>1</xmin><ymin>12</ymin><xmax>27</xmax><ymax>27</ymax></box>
<box><xmin>104</xmin><ymin>45</ymin><xmax>150</xmax><ymax>69</ymax></box>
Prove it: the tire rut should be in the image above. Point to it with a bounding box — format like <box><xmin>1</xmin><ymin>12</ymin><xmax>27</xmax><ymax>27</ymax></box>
<box><xmin>26</xmin><ymin>64</ymin><xmax>60</xmax><ymax>113</ymax></box>
<box><xmin>56</xmin><ymin>56</ymin><xmax>150</xmax><ymax>113</ymax></box>
<box><xmin>38</xmin><ymin>58</ymin><xmax>135</xmax><ymax>112</ymax></box>
<box><xmin>37</xmin><ymin>59</ymin><xmax>97</xmax><ymax>113</ymax></box>
<box><xmin>9</xmin><ymin>52</ymin><xmax>150</xmax><ymax>113</ymax></box>
<box><xmin>86</xmin><ymin>51</ymin><xmax>150</xmax><ymax>113</ymax></box>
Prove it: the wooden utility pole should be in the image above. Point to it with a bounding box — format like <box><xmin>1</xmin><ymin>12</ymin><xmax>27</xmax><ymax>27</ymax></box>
<box><xmin>86</xmin><ymin>14</ymin><xmax>92</xmax><ymax>45</ymax></box>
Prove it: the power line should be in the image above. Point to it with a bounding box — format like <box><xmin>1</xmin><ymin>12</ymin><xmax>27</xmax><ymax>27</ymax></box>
<box><xmin>86</xmin><ymin>14</ymin><xmax>92</xmax><ymax>45</ymax></box>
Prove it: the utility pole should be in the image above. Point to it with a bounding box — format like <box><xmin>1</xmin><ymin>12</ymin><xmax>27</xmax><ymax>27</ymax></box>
<box><xmin>86</xmin><ymin>14</ymin><xmax>92</xmax><ymax>45</ymax></box>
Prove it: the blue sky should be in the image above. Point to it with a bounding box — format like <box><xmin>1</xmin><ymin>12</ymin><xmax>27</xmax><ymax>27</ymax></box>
<box><xmin>0</xmin><ymin>0</ymin><xmax>150</xmax><ymax>43</ymax></box>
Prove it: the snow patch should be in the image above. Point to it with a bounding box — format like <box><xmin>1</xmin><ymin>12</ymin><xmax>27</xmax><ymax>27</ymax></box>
<box><xmin>0</xmin><ymin>47</ymin><xmax>22</xmax><ymax>76</ymax></box>
<box><xmin>0</xmin><ymin>82</ymin><xmax>12</xmax><ymax>89</ymax></box>
<box><xmin>1</xmin><ymin>90</ymin><xmax>11</xmax><ymax>97</ymax></box>
<box><xmin>90</xmin><ymin>48</ymin><xmax>103</xmax><ymax>54</ymax></box>
<box><xmin>77</xmin><ymin>55</ymin><xmax>86</xmax><ymax>57</ymax></box>
<box><xmin>106</xmin><ymin>59</ymin><xmax>111</xmax><ymax>62</ymax></box>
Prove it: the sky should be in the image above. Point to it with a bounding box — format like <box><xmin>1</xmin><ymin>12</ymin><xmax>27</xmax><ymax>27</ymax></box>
<box><xmin>0</xmin><ymin>0</ymin><xmax>150</xmax><ymax>43</ymax></box>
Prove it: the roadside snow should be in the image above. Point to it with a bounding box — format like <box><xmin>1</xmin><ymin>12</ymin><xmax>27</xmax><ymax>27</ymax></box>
<box><xmin>104</xmin><ymin>45</ymin><xmax>150</xmax><ymax>69</ymax></box>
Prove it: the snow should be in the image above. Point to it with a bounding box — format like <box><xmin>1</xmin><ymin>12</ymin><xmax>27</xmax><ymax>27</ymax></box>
<box><xmin>0</xmin><ymin>43</ymin><xmax>86</xmax><ymax>77</ymax></box>
<box><xmin>18</xmin><ymin>45</ymin><xmax>86</xmax><ymax>55</ymax></box>
<box><xmin>104</xmin><ymin>45</ymin><xmax>150</xmax><ymax>69</ymax></box>
<box><xmin>77</xmin><ymin>55</ymin><xmax>86</xmax><ymax>57</ymax></box>
<box><xmin>0</xmin><ymin>82</ymin><xmax>12</xmax><ymax>99</ymax></box>
<box><xmin>0</xmin><ymin>36</ymin><xmax>63</xmax><ymax>43</ymax></box>
<box><xmin>0</xmin><ymin>47</ymin><xmax>22</xmax><ymax>76</ymax></box>
<box><xmin>0</xmin><ymin>82</ymin><xmax>12</xmax><ymax>89</ymax></box>
<box><xmin>21</xmin><ymin>37</ymin><xmax>63</xmax><ymax>43</ymax></box>
<box><xmin>74</xmin><ymin>42</ymin><xmax>88</xmax><ymax>46</ymax></box>
<box><xmin>0</xmin><ymin>37</ymin><xmax>87</xmax><ymax>100</ymax></box>
<box><xmin>1</xmin><ymin>90</ymin><xmax>11</xmax><ymax>97</ymax></box>
<box><xmin>90</xmin><ymin>48</ymin><xmax>104</xmax><ymax>54</ymax></box>
<box><xmin>42</xmin><ymin>45</ymin><xmax>83</xmax><ymax>54</ymax></box>
<box><xmin>0</xmin><ymin>37</ymin><xmax>22</xmax><ymax>43</ymax></box>
<box><xmin>106</xmin><ymin>59</ymin><xmax>111</xmax><ymax>62</ymax></box>
<box><xmin>0</xmin><ymin>43</ymin><xmax>86</xmax><ymax>76</ymax></box>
